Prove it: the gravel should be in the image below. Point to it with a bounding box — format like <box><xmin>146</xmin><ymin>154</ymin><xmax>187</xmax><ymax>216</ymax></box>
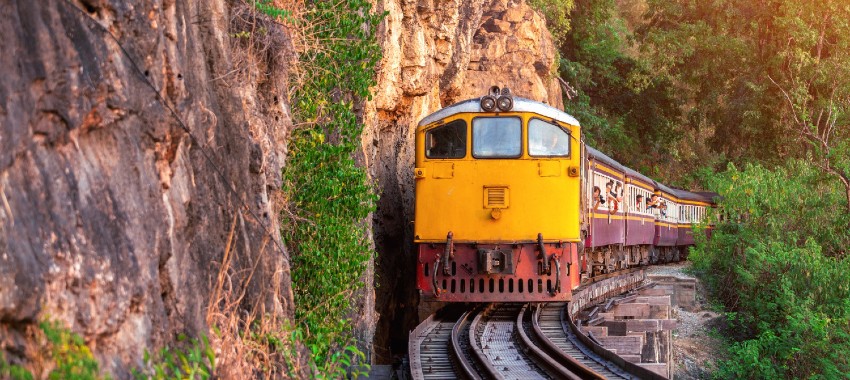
<box><xmin>645</xmin><ymin>261</ymin><xmax>726</xmax><ymax>379</ymax></box>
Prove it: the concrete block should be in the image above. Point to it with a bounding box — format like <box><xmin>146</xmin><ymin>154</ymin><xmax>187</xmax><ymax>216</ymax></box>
<box><xmin>596</xmin><ymin>336</ymin><xmax>643</xmax><ymax>356</ymax></box>
<box><xmin>627</xmin><ymin>331</ymin><xmax>646</xmax><ymax>346</ymax></box>
<box><xmin>611</xmin><ymin>303</ymin><xmax>650</xmax><ymax>318</ymax></box>
<box><xmin>603</xmin><ymin>321</ymin><xmax>627</xmax><ymax>336</ymax></box>
<box><xmin>638</xmin><ymin>288</ymin><xmax>670</xmax><ymax>296</ymax></box>
<box><xmin>581</xmin><ymin>326</ymin><xmax>608</xmax><ymax>337</ymax></box>
<box><xmin>635</xmin><ymin>296</ymin><xmax>671</xmax><ymax>305</ymax></box>
<box><xmin>623</xmin><ymin>319</ymin><xmax>660</xmax><ymax>332</ymax></box>
<box><xmin>638</xmin><ymin>363</ymin><xmax>669</xmax><ymax>377</ymax></box>
<box><xmin>649</xmin><ymin>305</ymin><xmax>670</xmax><ymax>319</ymax></box>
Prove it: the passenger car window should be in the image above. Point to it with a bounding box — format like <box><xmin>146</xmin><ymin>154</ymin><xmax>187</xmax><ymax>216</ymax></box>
<box><xmin>425</xmin><ymin>120</ymin><xmax>466</xmax><ymax>159</ymax></box>
<box><xmin>528</xmin><ymin>118</ymin><xmax>570</xmax><ymax>156</ymax></box>
<box><xmin>472</xmin><ymin>117</ymin><xmax>521</xmax><ymax>158</ymax></box>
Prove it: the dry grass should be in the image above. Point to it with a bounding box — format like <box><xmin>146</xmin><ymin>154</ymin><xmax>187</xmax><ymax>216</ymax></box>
<box><xmin>204</xmin><ymin>211</ymin><xmax>308</xmax><ymax>379</ymax></box>
<box><xmin>228</xmin><ymin>0</ymin><xmax>302</xmax><ymax>99</ymax></box>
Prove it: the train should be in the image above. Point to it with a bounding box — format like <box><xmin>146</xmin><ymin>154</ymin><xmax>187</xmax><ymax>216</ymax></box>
<box><xmin>414</xmin><ymin>86</ymin><xmax>716</xmax><ymax>303</ymax></box>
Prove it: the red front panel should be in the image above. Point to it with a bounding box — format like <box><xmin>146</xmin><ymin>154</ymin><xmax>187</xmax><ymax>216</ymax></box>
<box><xmin>416</xmin><ymin>242</ymin><xmax>580</xmax><ymax>302</ymax></box>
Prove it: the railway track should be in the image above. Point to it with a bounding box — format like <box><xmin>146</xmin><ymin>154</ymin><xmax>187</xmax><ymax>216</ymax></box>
<box><xmin>410</xmin><ymin>271</ymin><xmax>662</xmax><ymax>379</ymax></box>
<box><xmin>532</xmin><ymin>302</ymin><xmax>634</xmax><ymax>379</ymax></box>
<box><xmin>411</xmin><ymin>302</ymin><xmax>639</xmax><ymax>379</ymax></box>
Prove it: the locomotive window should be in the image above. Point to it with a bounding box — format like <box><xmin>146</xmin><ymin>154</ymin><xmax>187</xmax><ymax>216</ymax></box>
<box><xmin>528</xmin><ymin>119</ymin><xmax>570</xmax><ymax>156</ymax></box>
<box><xmin>425</xmin><ymin>120</ymin><xmax>467</xmax><ymax>159</ymax></box>
<box><xmin>472</xmin><ymin>117</ymin><xmax>522</xmax><ymax>158</ymax></box>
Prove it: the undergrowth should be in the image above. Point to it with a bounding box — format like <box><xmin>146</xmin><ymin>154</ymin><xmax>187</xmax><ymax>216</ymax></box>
<box><xmin>690</xmin><ymin>160</ymin><xmax>850</xmax><ymax>378</ymax></box>
<box><xmin>1</xmin><ymin>319</ymin><xmax>216</xmax><ymax>380</ymax></box>
<box><xmin>133</xmin><ymin>335</ymin><xmax>215</xmax><ymax>380</ymax></box>
<box><xmin>0</xmin><ymin>320</ymin><xmax>103</xmax><ymax>380</ymax></box>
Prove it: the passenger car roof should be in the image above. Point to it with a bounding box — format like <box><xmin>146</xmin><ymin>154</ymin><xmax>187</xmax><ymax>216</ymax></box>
<box><xmin>670</xmin><ymin>188</ymin><xmax>706</xmax><ymax>202</ymax></box>
<box><xmin>586</xmin><ymin>146</ymin><xmax>629</xmax><ymax>175</ymax></box>
<box><xmin>623</xmin><ymin>166</ymin><xmax>656</xmax><ymax>188</ymax></box>
<box><xmin>654</xmin><ymin>182</ymin><xmax>680</xmax><ymax>200</ymax></box>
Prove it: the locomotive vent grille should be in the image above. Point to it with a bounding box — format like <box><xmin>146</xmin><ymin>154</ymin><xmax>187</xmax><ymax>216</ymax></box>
<box><xmin>484</xmin><ymin>186</ymin><xmax>509</xmax><ymax>209</ymax></box>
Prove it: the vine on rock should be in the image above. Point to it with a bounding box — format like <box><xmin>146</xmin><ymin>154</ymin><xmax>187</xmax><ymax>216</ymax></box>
<box><xmin>254</xmin><ymin>0</ymin><xmax>383</xmax><ymax>376</ymax></box>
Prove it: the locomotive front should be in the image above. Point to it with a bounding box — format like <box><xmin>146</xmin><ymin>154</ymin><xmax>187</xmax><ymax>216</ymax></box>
<box><xmin>414</xmin><ymin>87</ymin><xmax>584</xmax><ymax>302</ymax></box>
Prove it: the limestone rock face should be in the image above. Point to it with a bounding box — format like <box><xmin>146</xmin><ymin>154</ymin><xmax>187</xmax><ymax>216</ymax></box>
<box><xmin>363</xmin><ymin>0</ymin><xmax>562</xmax><ymax>362</ymax></box>
<box><xmin>0</xmin><ymin>0</ymin><xmax>297</xmax><ymax>376</ymax></box>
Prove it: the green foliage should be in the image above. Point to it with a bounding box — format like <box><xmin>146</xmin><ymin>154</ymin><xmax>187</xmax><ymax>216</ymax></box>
<box><xmin>640</xmin><ymin>0</ymin><xmax>850</xmax><ymax>171</ymax></box>
<box><xmin>260</xmin><ymin>0</ymin><xmax>382</xmax><ymax>375</ymax></box>
<box><xmin>527</xmin><ymin>0</ymin><xmax>574</xmax><ymax>45</ymax></box>
<box><xmin>39</xmin><ymin>320</ymin><xmax>104</xmax><ymax>380</ymax></box>
<box><xmin>252</xmin><ymin>0</ymin><xmax>292</xmax><ymax>22</ymax></box>
<box><xmin>558</xmin><ymin>0</ymin><xmax>681</xmax><ymax>179</ymax></box>
<box><xmin>564</xmin><ymin>0</ymin><xmax>850</xmax><ymax>188</ymax></box>
<box><xmin>0</xmin><ymin>353</ymin><xmax>33</xmax><ymax>380</ymax></box>
<box><xmin>0</xmin><ymin>318</ymin><xmax>217</xmax><ymax>380</ymax></box>
<box><xmin>133</xmin><ymin>335</ymin><xmax>215</xmax><ymax>380</ymax></box>
<box><xmin>689</xmin><ymin>161</ymin><xmax>850</xmax><ymax>378</ymax></box>
<box><xmin>0</xmin><ymin>320</ymin><xmax>105</xmax><ymax>380</ymax></box>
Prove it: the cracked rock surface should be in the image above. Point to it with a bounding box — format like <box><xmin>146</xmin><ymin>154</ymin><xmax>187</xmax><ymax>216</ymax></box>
<box><xmin>0</xmin><ymin>0</ymin><xmax>296</xmax><ymax>376</ymax></box>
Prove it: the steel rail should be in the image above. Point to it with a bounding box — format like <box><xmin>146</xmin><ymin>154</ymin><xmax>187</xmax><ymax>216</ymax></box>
<box><xmin>565</xmin><ymin>305</ymin><xmax>667</xmax><ymax>380</ymax></box>
<box><xmin>515</xmin><ymin>304</ymin><xmax>583</xmax><ymax>380</ymax></box>
<box><xmin>449</xmin><ymin>309</ymin><xmax>482</xmax><ymax>380</ymax></box>
<box><xmin>529</xmin><ymin>303</ymin><xmax>611</xmax><ymax>379</ymax></box>
<box><xmin>467</xmin><ymin>304</ymin><xmax>503</xmax><ymax>380</ymax></box>
<box><xmin>410</xmin><ymin>310</ymin><xmax>462</xmax><ymax>379</ymax></box>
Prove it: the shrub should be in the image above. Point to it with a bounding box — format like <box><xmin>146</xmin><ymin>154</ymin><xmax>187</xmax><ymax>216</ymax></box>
<box><xmin>133</xmin><ymin>335</ymin><xmax>215</xmax><ymax>380</ymax></box>
<box><xmin>0</xmin><ymin>320</ymin><xmax>103</xmax><ymax>380</ymax></box>
<box><xmin>690</xmin><ymin>160</ymin><xmax>850</xmax><ymax>378</ymax></box>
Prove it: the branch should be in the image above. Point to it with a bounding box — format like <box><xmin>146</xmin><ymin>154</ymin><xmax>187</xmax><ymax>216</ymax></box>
<box><xmin>558</xmin><ymin>77</ymin><xmax>577</xmax><ymax>100</ymax></box>
<box><xmin>768</xmin><ymin>75</ymin><xmax>803</xmax><ymax>127</ymax></box>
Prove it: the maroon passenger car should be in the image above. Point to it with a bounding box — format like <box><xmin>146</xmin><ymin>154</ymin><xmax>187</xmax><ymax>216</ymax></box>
<box><xmin>584</xmin><ymin>147</ymin><xmax>628</xmax><ymax>274</ymax></box>
<box><xmin>652</xmin><ymin>183</ymin><xmax>680</xmax><ymax>262</ymax></box>
<box><xmin>623</xmin><ymin>167</ymin><xmax>656</xmax><ymax>265</ymax></box>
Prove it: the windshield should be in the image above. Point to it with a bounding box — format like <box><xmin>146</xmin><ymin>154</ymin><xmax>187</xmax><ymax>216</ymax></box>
<box><xmin>472</xmin><ymin>117</ymin><xmax>522</xmax><ymax>158</ymax></box>
<box><xmin>528</xmin><ymin>118</ymin><xmax>570</xmax><ymax>156</ymax></box>
<box><xmin>425</xmin><ymin>120</ymin><xmax>466</xmax><ymax>159</ymax></box>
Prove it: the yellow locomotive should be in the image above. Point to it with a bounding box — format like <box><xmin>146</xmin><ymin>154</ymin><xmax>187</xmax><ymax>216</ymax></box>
<box><xmin>414</xmin><ymin>87</ymin><xmax>583</xmax><ymax>302</ymax></box>
<box><xmin>414</xmin><ymin>86</ymin><xmax>715</xmax><ymax>303</ymax></box>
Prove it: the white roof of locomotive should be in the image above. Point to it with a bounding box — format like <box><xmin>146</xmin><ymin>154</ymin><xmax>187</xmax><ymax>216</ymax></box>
<box><xmin>417</xmin><ymin>97</ymin><xmax>581</xmax><ymax>128</ymax></box>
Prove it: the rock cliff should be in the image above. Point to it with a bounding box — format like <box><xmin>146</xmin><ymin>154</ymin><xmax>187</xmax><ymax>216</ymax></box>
<box><xmin>0</xmin><ymin>0</ymin><xmax>565</xmax><ymax>374</ymax></box>
<box><xmin>0</xmin><ymin>0</ymin><xmax>298</xmax><ymax>376</ymax></box>
<box><xmin>363</xmin><ymin>0</ymin><xmax>563</xmax><ymax>362</ymax></box>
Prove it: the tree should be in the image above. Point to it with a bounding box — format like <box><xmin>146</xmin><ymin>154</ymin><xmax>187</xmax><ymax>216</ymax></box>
<box><xmin>767</xmin><ymin>1</ymin><xmax>850</xmax><ymax>215</ymax></box>
<box><xmin>559</xmin><ymin>0</ymin><xmax>681</xmax><ymax>179</ymax></box>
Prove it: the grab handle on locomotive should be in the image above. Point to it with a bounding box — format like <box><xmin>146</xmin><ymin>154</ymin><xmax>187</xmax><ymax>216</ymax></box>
<box><xmin>537</xmin><ymin>233</ymin><xmax>550</xmax><ymax>275</ymax></box>
<box><xmin>432</xmin><ymin>257</ymin><xmax>442</xmax><ymax>297</ymax></box>
<box><xmin>549</xmin><ymin>255</ymin><xmax>561</xmax><ymax>296</ymax></box>
<box><xmin>442</xmin><ymin>231</ymin><xmax>454</xmax><ymax>276</ymax></box>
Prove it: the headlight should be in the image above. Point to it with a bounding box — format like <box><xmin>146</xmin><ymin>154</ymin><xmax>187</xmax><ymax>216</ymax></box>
<box><xmin>496</xmin><ymin>95</ymin><xmax>513</xmax><ymax>111</ymax></box>
<box><xmin>481</xmin><ymin>96</ymin><xmax>496</xmax><ymax>111</ymax></box>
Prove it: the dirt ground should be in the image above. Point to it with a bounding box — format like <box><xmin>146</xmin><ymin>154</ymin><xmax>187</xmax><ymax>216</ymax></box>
<box><xmin>646</xmin><ymin>262</ymin><xmax>727</xmax><ymax>379</ymax></box>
